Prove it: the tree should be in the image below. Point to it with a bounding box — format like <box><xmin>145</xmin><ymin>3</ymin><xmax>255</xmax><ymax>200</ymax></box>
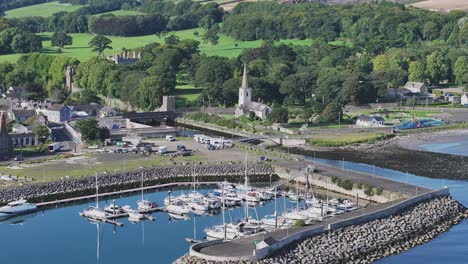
<box><xmin>33</xmin><ymin>125</ymin><xmax>50</xmax><ymax>144</ymax></box>
<box><xmin>164</xmin><ymin>34</ymin><xmax>180</xmax><ymax>45</ymax></box>
<box><xmin>454</xmin><ymin>57</ymin><xmax>468</xmax><ymax>86</ymax></box>
<box><xmin>426</xmin><ymin>51</ymin><xmax>448</xmax><ymax>84</ymax></box>
<box><xmin>422</xmin><ymin>21</ymin><xmax>438</xmax><ymax>41</ymax></box>
<box><xmin>268</xmin><ymin>104</ymin><xmax>288</xmax><ymax>123</ymax></box>
<box><xmin>202</xmin><ymin>28</ymin><xmax>219</xmax><ymax>45</ymax></box>
<box><xmin>89</xmin><ymin>34</ymin><xmax>112</xmax><ymax>55</ymax></box>
<box><xmin>51</xmin><ymin>32</ymin><xmax>72</xmax><ymax>48</ymax></box>
<box><xmin>321</xmin><ymin>101</ymin><xmax>342</xmax><ymax>122</ymax></box>
<box><xmin>75</xmin><ymin>119</ymin><xmax>103</xmax><ymax>141</ymax></box>
<box><xmin>99</xmin><ymin>126</ymin><xmax>110</xmax><ymax>141</ymax></box>
<box><xmin>408</xmin><ymin>61</ymin><xmax>426</xmax><ymax>82</ymax></box>
<box><xmin>136</xmin><ymin>71</ymin><xmax>176</xmax><ymax>111</ymax></box>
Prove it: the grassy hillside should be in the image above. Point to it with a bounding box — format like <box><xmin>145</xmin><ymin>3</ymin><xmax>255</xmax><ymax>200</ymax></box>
<box><xmin>0</xmin><ymin>27</ymin><xmax>339</xmax><ymax>63</ymax></box>
<box><xmin>4</xmin><ymin>1</ymin><xmax>85</xmax><ymax>18</ymax></box>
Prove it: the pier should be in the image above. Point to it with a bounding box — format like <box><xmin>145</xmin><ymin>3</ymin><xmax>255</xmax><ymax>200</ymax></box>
<box><xmin>35</xmin><ymin>181</ymin><xmax>219</xmax><ymax>208</ymax></box>
<box><xmin>186</xmin><ymin>161</ymin><xmax>445</xmax><ymax>262</ymax></box>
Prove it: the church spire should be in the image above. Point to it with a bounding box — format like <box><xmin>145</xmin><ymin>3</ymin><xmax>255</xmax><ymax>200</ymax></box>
<box><xmin>242</xmin><ymin>64</ymin><xmax>248</xmax><ymax>89</ymax></box>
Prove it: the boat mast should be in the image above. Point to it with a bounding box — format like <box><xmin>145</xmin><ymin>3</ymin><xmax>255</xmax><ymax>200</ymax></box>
<box><xmin>222</xmin><ymin>186</ymin><xmax>226</xmax><ymax>240</ymax></box>
<box><xmin>141</xmin><ymin>171</ymin><xmax>144</xmax><ymax>201</ymax></box>
<box><xmin>95</xmin><ymin>172</ymin><xmax>99</xmax><ymax>209</ymax></box>
<box><xmin>244</xmin><ymin>151</ymin><xmax>248</xmax><ymax>220</ymax></box>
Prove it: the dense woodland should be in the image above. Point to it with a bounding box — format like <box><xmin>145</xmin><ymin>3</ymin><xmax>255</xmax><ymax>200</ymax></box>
<box><xmin>0</xmin><ymin>1</ymin><xmax>467</xmax><ymax>121</ymax></box>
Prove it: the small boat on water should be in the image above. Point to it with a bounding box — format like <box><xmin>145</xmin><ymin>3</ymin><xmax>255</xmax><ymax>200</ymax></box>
<box><xmin>80</xmin><ymin>173</ymin><xmax>108</xmax><ymax>220</ymax></box>
<box><xmin>128</xmin><ymin>210</ymin><xmax>145</xmax><ymax>222</ymax></box>
<box><xmin>0</xmin><ymin>199</ymin><xmax>36</xmax><ymax>218</ymax></box>
<box><xmin>166</xmin><ymin>202</ymin><xmax>191</xmax><ymax>215</ymax></box>
<box><xmin>104</xmin><ymin>202</ymin><xmax>124</xmax><ymax>214</ymax></box>
<box><xmin>137</xmin><ymin>172</ymin><xmax>158</xmax><ymax>211</ymax></box>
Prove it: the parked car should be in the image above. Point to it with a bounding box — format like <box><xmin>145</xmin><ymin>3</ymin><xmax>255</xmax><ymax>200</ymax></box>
<box><xmin>166</xmin><ymin>135</ymin><xmax>176</xmax><ymax>142</ymax></box>
<box><xmin>177</xmin><ymin>145</ymin><xmax>187</xmax><ymax>152</ymax></box>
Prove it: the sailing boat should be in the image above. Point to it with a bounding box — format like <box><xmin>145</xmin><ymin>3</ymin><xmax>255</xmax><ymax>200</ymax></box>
<box><xmin>137</xmin><ymin>171</ymin><xmax>157</xmax><ymax>211</ymax></box>
<box><xmin>185</xmin><ymin>216</ymin><xmax>202</xmax><ymax>243</ymax></box>
<box><xmin>81</xmin><ymin>172</ymin><xmax>108</xmax><ymax>220</ymax></box>
<box><xmin>261</xmin><ymin>186</ymin><xmax>287</xmax><ymax>228</ymax></box>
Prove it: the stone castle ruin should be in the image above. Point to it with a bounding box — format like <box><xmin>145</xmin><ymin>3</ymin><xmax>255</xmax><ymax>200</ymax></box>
<box><xmin>106</xmin><ymin>50</ymin><xmax>142</xmax><ymax>65</ymax></box>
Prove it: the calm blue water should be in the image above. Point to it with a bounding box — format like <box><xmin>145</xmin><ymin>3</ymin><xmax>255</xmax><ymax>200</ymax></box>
<box><xmin>419</xmin><ymin>142</ymin><xmax>468</xmax><ymax>156</ymax></box>
<box><xmin>0</xmin><ymin>188</ymin><xmax>303</xmax><ymax>264</ymax></box>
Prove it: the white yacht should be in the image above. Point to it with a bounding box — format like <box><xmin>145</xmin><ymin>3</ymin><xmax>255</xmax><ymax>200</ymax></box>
<box><xmin>80</xmin><ymin>173</ymin><xmax>108</xmax><ymax>220</ymax></box>
<box><xmin>187</xmin><ymin>200</ymin><xmax>209</xmax><ymax>211</ymax></box>
<box><xmin>205</xmin><ymin>222</ymin><xmax>245</xmax><ymax>240</ymax></box>
<box><xmin>0</xmin><ymin>199</ymin><xmax>36</xmax><ymax>218</ymax></box>
<box><xmin>104</xmin><ymin>202</ymin><xmax>124</xmax><ymax>214</ymax></box>
<box><xmin>137</xmin><ymin>172</ymin><xmax>158</xmax><ymax>211</ymax></box>
<box><xmin>166</xmin><ymin>201</ymin><xmax>191</xmax><ymax>215</ymax></box>
<box><xmin>128</xmin><ymin>210</ymin><xmax>145</xmax><ymax>222</ymax></box>
<box><xmin>188</xmin><ymin>191</ymin><xmax>204</xmax><ymax>200</ymax></box>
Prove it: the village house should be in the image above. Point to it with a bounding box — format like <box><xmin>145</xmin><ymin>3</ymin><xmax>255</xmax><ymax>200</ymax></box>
<box><xmin>9</xmin><ymin>123</ymin><xmax>39</xmax><ymax>147</ymax></box>
<box><xmin>461</xmin><ymin>94</ymin><xmax>468</xmax><ymax>106</ymax></box>
<box><xmin>11</xmin><ymin>109</ymin><xmax>36</xmax><ymax>122</ymax></box>
<box><xmin>98</xmin><ymin>106</ymin><xmax>117</xmax><ymax>118</ymax></box>
<box><xmin>37</xmin><ymin>104</ymin><xmax>71</xmax><ymax>123</ymax></box>
<box><xmin>356</xmin><ymin>115</ymin><xmax>385</xmax><ymax>128</ymax></box>
<box><xmin>403</xmin><ymin>82</ymin><xmax>428</xmax><ymax>94</ymax></box>
<box><xmin>72</xmin><ymin>104</ymin><xmax>103</xmax><ymax>117</ymax></box>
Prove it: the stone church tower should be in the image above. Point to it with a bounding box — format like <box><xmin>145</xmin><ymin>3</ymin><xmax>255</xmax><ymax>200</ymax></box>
<box><xmin>238</xmin><ymin>64</ymin><xmax>252</xmax><ymax>107</ymax></box>
<box><xmin>65</xmin><ymin>65</ymin><xmax>75</xmax><ymax>93</ymax></box>
<box><xmin>0</xmin><ymin>111</ymin><xmax>13</xmax><ymax>159</ymax></box>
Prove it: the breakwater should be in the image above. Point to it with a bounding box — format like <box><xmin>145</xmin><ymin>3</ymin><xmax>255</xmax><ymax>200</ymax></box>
<box><xmin>0</xmin><ymin>164</ymin><xmax>274</xmax><ymax>204</ymax></box>
<box><xmin>175</xmin><ymin>195</ymin><xmax>467</xmax><ymax>264</ymax></box>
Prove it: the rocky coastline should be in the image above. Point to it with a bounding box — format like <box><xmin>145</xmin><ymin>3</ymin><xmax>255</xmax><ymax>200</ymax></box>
<box><xmin>175</xmin><ymin>196</ymin><xmax>467</xmax><ymax>264</ymax></box>
<box><xmin>0</xmin><ymin>164</ymin><xmax>274</xmax><ymax>204</ymax></box>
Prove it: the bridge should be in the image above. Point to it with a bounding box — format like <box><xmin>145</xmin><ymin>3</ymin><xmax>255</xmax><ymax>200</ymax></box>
<box><xmin>122</xmin><ymin>111</ymin><xmax>180</xmax><ymax>124</ymax></box>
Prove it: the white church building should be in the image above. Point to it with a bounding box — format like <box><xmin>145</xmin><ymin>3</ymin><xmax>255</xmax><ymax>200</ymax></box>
<box><xmin>234</xmin><ymin>65</ymin><xmax>271</xmax><ymax>120</ymax></box>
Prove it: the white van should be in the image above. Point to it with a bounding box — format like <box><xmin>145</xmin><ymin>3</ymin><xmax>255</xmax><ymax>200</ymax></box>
<box><xmin>159</xmin><ymin>146</ymin><xmax>168</xmax><ymax>154</ymax></box>
<box><xmin>165</xmin><ymin>135</ymin><xmax>176</xmax><ymax>141</ymax></box>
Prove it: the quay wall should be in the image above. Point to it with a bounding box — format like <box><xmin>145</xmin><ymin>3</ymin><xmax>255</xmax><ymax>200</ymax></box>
<box><xmin>329</xmin><ymin>187</ymin><xmax>449</xmax><ymax>230</ymax></box>
<box><xmin>273</xmin><ymin>165</ymin><xmax>398</xmax><ymax>203</ymax></box>
<box><xmin>255</xmin><ymin>226</ymin><xmax>324</xmax><ymax>260</ymax></box>
<box><xmin>189</xmin><ymin>188</ymin><xmax>451</xmax><ymax>261</ymax></box>
<box><xmin>0</xmin><ymin>164</ymin><xmax>275</xmax><ymax>204</ymax></box>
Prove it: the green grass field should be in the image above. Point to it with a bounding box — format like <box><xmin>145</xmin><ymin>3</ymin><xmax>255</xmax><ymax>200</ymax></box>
<box><xmin>175</xmin><ymin>84</ymin><xmax>202</xmax><ymax>107</ymax></box>
<box><xmin>4</xmin><ymin>1</ymin><xmax>84</xmax><ymax>18</ymax></box>
<box><xmin>0</xmin><ymin>27</ymin><xmax>347</xmax><ymax>63</ymax></box>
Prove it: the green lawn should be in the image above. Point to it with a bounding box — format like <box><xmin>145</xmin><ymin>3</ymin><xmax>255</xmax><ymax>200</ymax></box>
<box><xmin>4</xmin><ymin>1</ymin><xmax>84</xmax><ymax>18</ymax></box>
<box><xmin>175</xmin><ymin>84</ymin><xmax>202</xmax><ymax>108</ymax></box>
<box><xmin>0</xmin><ymin>27</ymin><xmax>350</xmax><ymax>63</ymax></box>
<box><xmin>307</xmin><ymin>132</ymin><xmax>393</xmax><ymax>147</ymax></box>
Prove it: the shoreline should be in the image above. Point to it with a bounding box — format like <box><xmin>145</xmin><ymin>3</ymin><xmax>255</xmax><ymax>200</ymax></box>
<box><xmin>289</xmin><ymin>129</ymin><xmax>468</xmax><ymax>180</ymax></box>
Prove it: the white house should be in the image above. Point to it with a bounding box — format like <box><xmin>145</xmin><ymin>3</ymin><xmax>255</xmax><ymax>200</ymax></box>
<box><xmin>403</xmin><ymin>82</ymin><xmax>428</xmax><ymax>94</ymax></box>
<box><xmin>461</xmin><ymin>94</ymin><xmax>468</xmax><ymax>105</ymax></box>
<box><xmin>37</xmin><ymin>104</ymin><xmax>71</xmax><ymax>123</ymax></box>
<box><xmin>234</xmin><ymin>65</ymin><xmax>271</xmax><ymax>120</ymax></box>
<box><xmin>356</xmin><ymin>115</ymin><xmax>385</xmax><ymax>128</ymax></box>
<box><xmin>98</xmin><ymin>106</ymin><xmax>117</xmax><ymax>118</ymax></box>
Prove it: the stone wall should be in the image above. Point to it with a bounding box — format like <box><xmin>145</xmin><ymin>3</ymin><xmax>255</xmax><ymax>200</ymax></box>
<box><xmin>329</xmin><ymin>187</ymin><xmax>449</xmax><ymax>230</ymax></box>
